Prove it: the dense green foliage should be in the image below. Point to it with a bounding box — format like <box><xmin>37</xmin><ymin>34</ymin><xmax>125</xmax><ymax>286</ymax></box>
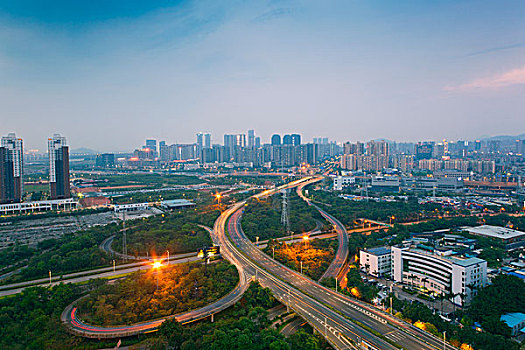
<box><xmin>113</xmin><ymin>208</ymin><xmax>219</xmax><ymax>257</ymax></box>
<box><xmin>470</xmin><ymin>275</ymin><xmax>525</xmax><ymax>335</ymax></box>
<box><xmin>241</xmin><ymin>192</ymin><xmax>321</xmax><ymax>241</ymax></box>
<box><xmin>78</xmin><ymin>262</ymin><xmax>239</xmax><ymax>326</ymax></box>
<box><xmin>391</xmin><ymin>275</ymin><xmax>525</xmax><ymax>350</ymax></box>
<box><xmin>324</xmin><ymin>264</ymin><xmax>378</xmax><ymax>302</ymax></box>
<box><xmin>0</xmin><ymin>244</ymin><xmax>35</xmax><ymax>272</ymax></box>
<box><xmin>308</xmin><ymin>190</ymin><xmax>443</xmax><ymax>225</ymax></box>
<box><xmin>0</xmin><ymin>284</ymin><xmax>83</xmax><ymax>349</ymax></box>
<box><xmin>154</xmin><ymin>282</ymin><xmax>332</xmax><ymax>350</ymax></box>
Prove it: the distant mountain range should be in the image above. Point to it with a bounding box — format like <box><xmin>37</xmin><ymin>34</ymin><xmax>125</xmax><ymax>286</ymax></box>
<box><xmin>479</xmin><ymin>134</ymin><xmax>525</xmax><ymax>142</ymax></box>
<box><xmin>70</xmin><ymin>147</ymin><xmax>98</xmax><ymax>155</ymax></box>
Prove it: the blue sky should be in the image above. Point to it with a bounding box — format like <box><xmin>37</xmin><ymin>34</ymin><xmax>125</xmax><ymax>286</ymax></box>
<box><xmin>1</xmin><ymin>0</ymin><xmax>524</xmax><ymax>151</ymax></box>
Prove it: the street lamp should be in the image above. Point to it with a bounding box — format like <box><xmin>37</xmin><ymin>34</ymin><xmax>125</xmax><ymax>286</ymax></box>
<box><xmin>390</xmin><ymin>216</ymin><xmax>395</xmax><ymax>225</ymax></box>
<box><xmin>272</xmin><ymin>246</ymin><xmax>275</xmax><ymax>259</ymax></box>
<box><xmin>166</xmin><ymin>250</ymin><xmax>170</xmax><ymax>263</ymax></box>
<box><xmin>153</xmin><ymin>261</ymin><xmax>162</xmax><ymax>290</ymax></box>
<box><xmin>302</xmin><ymin>235</ymin><xmax>309</xmax><ymax>249</ymax></box>
<box><xmin>300</xmin><ymin>261</ymin><xmax>303</xmax><ymax>274</ymax></box>
<box><xmin>256</xmin><ymin>236</ymin><xmax>259</xmax><ymax>247</ymax></box>
<box><xmin>214</xmin><ymin>193</ymin><xmax>222</xmax><ymax>209</ymax></box>
<box><xmin>49</xmin><ymin>270</ymin><xmax>52</xmax><ymax>285</ymax></box>
<box><xmin>113</xmin><ymin>259</ymin><xmax>116</xmax><ymax>272</ymax></box>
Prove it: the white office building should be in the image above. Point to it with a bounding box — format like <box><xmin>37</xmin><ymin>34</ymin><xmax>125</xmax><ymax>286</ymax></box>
<box><xmin>359</xmin><ymin>246</ymin><xmax>392</xmax><ymax>277</ymax></box>
<box><xmin>392</xmin><ymin>245</ymin><xmax>487</xmax><ymax>305</ymax></box>
<box><xmin>333</xmin><ymin>175</ymin><xmax>356</xmax><ymax>190</ymax></box>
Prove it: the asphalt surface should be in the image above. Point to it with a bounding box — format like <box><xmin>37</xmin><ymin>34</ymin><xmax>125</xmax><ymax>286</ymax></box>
<box><xmin>221</xmin><ymin>178</ymin><xmax>458</xmax><ymax>350</ymax></box>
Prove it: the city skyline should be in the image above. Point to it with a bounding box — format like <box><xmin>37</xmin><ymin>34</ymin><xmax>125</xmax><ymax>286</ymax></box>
<box><xmin>1</xmin><ymin>1</ymin><xmax>524</xmax><ymax>151</ymax></box>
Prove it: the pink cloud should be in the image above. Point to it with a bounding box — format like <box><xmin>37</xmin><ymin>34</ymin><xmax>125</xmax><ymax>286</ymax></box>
<box><xmin>445</xmin><ymin>64</ymin><xmax>525</xmax><ymax>92</ymax></box>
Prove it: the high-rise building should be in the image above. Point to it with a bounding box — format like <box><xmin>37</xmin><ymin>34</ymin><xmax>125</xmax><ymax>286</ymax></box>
<box><xmin>96</xmin><ymin>153</ymin><xmax>115</xmax><ymax>168</ymax></box>
<box><xmin>271</xmin><ymin>134</ymin><xmax>281</xmax><ymax>145</ymax></box>
<box><xmin>283</xmin><ymin>134</ymin><xmax>292</xmax><ymax>145</ymax></box>
<box><xmin>291</xmin><ymin>134</ymin><xmax>301</xmax><ymax>146</ymax></box>
<box><xmin>255</xmin><ymin>137</ymin><xmax>261</xmax><ymax>148</ymax></box>
<box><xmin>196</xmin><ymin>133</ymin><xmax>204</xmax><ymax>150</ymax></box>
<box><xmin>204</xmin><ymin>133</ymin><xmax>211</xmax><ymax>149</ymax></box>
<box><xmin>0</xmin><ymin>133</ymin><xmax>24</xmax><ymax>204</ymax></box>
<box><xmin>145</xmin><ymin>139</ymin><xmax>157</xmax><ymax>153</ymax></box>
<box><xmin>159</xmin><ymin>141</ymin><xmax>169</xmax><ymax>162</ymax></box>
<box><xmin>248</xmin><ymin>130</ymin><xmax>255</xmax><ymax>148</ymax></box>
<box><xmin>415</xmin><ymin>142</ymin><xmax>434</xmax><ymax>160</ymax></box>
<box><xmin>48</xmin><ymin>134</ymin><xmax>70</xmax><ymax>200</ymax></box>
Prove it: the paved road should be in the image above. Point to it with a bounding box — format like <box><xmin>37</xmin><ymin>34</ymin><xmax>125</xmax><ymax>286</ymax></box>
<box><xmin>222</xmin><ymin>178</ymin><xmax>458</xmax><ymax>350</ymax></box>
<box><xmin>296</xmin><ymin>177</ymin><xmax>349</xmax><ymax>281</ymax></box>
<box><xmin>62</xmin><ymin>226</ymin><xmax>250</xmax><ymax>339</ymax></box>
<box><xmin>280</xmin><ymin>317</ymin><xmax>307</xmax><ymax>336</ymax></box>
<box><xmin>0</xmin><ymin>254</ymin><xmax>202</xmax><ymax>298</ymax></box>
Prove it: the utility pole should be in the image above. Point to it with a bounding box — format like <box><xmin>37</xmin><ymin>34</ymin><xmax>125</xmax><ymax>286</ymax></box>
<box><xmin>122</xmin><ymin>211</ymin><xmax>127</xmax><ymax>259</ymax></box>
<box><xmin>49</xmin><ymin>270</ymin><xmax>52</xmax><ymax>285</ymax></box>
<box><xmin>335</xmin><ymin>276</ymin><xmax>338</xmax><ymax>292</ymax></box>
<box><xmin>281</xmin><ymin>189</ymin><xmax>290</xmax><ymax>236</ymax></box>
<box><xmin>113</xmin><ymin>259</ymin><xmax>116</xmax><ymax>272</ymax></box>
<box><xmin>443</xmin><ymin>331</ymin><xmax>446</xmax><ymax>350</ymax></box>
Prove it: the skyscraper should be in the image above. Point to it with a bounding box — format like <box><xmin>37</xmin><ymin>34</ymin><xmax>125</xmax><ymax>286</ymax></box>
<box><xmin>48</xmin><ymin>134</ymin><xmax>70</xmax><ymax>200</ymax></box>
<box><xmin>0</xmin><ymin>133</ymin><xmax>24</xmax><ymax>204</ymax></box>
<box><xmin>291</xmin><ymin>134</ymin><xmax>301</xmax><ymax>146</ymax></box>
<box><xmin>196</xmin><ymin>133</ymin><xmax>204</xmax><ymax>150</ymax></box>
<box><xmin>145</xmin><ymin>139</ymin><xmax>157</xmax><ymax>153</ymax></box>
<box><xmin>283</xmin><ymin>134</ymin><xmax>292</xmax><ymax>145</ymax></box>
<box><xmin>271</xmin><ymin>134</ymin><xmax>281</xmax><ymax>146</ymax></box>
<box><xmin>204</xmin><ymin>133</ymin><xmax>211</xmax><ymax>149</ymax></box>
<box><xmin>248</xmin><ymin>130</ymin><xmax>255</xmax><ymax>148</ymax></box>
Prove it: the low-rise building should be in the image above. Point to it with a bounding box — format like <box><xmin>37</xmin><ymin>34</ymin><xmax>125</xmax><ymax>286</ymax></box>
<box><xmin>333</xmin><ymin>175</ymin><xmax>356</xmax><ymax>190</ymax></box>
<box><xmin>113</xmin><ymin>202</ymin><xmax>150</xmax><ymax>212</ymax></box>
<box><xmin>160</xmin><ymin>199</ymin><xmax>196</xmax><ymax>210</ymax></box>
<box><xmin>465</xmin><ymin>225</ymin><xmax>525</xmax><ymax>250</ymax></box>
<box><xmin>392</xmin><ymin>244</ymin><xmax>487</xmax><ymax>305</ymax></box>
<box><xmin>500</xmin><ymin>313</ymin><xmax>525</xmax><ymax>337</ymax></box>
<box><xmin>0</xmin><ymin>198</ymin><xmax>78</xmax><ymax>215</ymax></box>
<box><xmin>359</xmin><ymin>246</ymin><xmax>392</xmax><ymax>277</ymax></box>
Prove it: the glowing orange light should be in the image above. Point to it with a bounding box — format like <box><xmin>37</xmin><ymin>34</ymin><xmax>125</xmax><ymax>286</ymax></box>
<box><xmin>414</xmin><ymin>321</ymin><xmax>426</xmax><ymax>330</ymax></box>
<box><xmin>350</xmin><ymin>287</ymin><xmax>361</xmax><ymax>298</ymax></box>
<box><xmin>152</xmin><ymin>261</ymin><xmax>162</xmax><ymax>269</ymax></box>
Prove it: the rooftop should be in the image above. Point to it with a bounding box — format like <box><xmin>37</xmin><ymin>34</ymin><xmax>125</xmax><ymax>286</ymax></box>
<box><xmin>160</xmin><ymin>199</ymin><xmax>196</xmax><ymax>207</ymax></box>
<box><xmin>365</xmin><ymin>246</ymin><xmax>391</xmax><ymax>256</ymax></box>
<box><xmin>501</xmin><ymin>313</ymin><xmax>525</xmax><ymax>328</ymax></box>
<box><xmin>465</xmin><ymin>225</ymin><xmax>525</xmax><ymax>240</ymax></box>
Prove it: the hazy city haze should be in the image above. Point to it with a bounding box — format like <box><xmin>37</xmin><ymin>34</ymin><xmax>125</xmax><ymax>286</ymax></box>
<box><xmin>1</xmin><ymin>0</ymin><xmax>524</xmax><ymax>151</ymax></box>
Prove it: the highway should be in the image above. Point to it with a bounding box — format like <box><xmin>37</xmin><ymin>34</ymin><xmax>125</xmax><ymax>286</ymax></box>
<box><xmin>295</xmin><ymin>177</ymin><xmax>349</xmax><ymax>281</ymax></box>
<box><xmin>1</xmin><ymin>254</ymin><xmax>202</xmax><ymax>298</ymax></box>
<box><xmin>62</xmin><ymin>226</ymin><xmax>249</xmax><ymax>338</ymax></box>
<box><xmin>61</xmin><ymin>265</ymin><xmax>250</xmax><ymax>339</ymax></box>
<box><xmin>219</xmin><ymin>178</ymin><xmax>458</xmax><ymax>350</ymax></box>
